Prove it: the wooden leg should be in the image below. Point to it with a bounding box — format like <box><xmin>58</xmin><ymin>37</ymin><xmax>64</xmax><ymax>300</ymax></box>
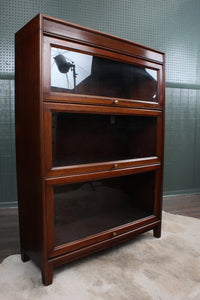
<box><xmin>21</xmin><ymin>252</ymin><xmax>30</xmax><ymax>262</ymax></box>
<box><xmin>153</xmin><ymin>224</ymin><xmax>161</xmax><ymax>238</ymax></box>
<box><xmin>42</xmin><ymin>263</ymin><xmax>53</xmax><ymax>286</ymax></box>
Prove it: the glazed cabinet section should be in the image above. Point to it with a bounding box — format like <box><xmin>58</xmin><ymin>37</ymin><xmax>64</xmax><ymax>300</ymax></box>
<box><xmin>53</xmin><ymin>172</ymin><xmax>156</xmax><ymax>247</ymax></box>
<box><xmin>44</xmin><ymin>104</ymin><xmax>162</xmax><ymax>176</ymax></box>
<box><xmin>45</xmin><ymin>168</ymin><xmax>161</xmax><ymax>259</ymax></box>
<box><xmin>50</xmin><ymin>46</ymin><xmax>158</xmax><ymax>101</ymax></box>
<box><xmin>43</xmin><ymin>36</ymin><xmax>164</xmax><ymax>110</ymax></box>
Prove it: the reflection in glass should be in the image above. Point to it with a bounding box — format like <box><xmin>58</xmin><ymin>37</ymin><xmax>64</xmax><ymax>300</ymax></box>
<box><xmin>51</xmin><ymin>47</ymin><xmax>158</xmax><ymax>101</ymax></box>
<box><xmin>52</xmin><ymin>112</ymin><xmax>157</xmax><ymax>167</ymax></box>
<box><xmin>54</xmin><ymin>171</ymin><xmax>155</xmax><ymax>246</ymax></box>
<box><xmin>51</xmin><ymin>48</ymin><xmax>92</xmax><ymax>90</ymax></box>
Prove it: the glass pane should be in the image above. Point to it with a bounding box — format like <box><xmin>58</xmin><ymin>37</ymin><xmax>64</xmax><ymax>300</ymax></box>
<box><xmin>52</xmin><ymin>112</ymin><xmax>157</xmax><ymax>167</ymax></box>
<box><xmin>51</xmin><ymin>47</ymin><xmax>158</xmax><ymax>102</ymax></box>
<box><xmin>54</xmin><ymin>171</ymin><xmax>155</xmax><ymax>246</ymax></box>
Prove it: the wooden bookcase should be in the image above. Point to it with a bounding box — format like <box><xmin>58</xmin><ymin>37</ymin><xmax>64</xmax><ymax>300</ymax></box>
<box><xmin>15</xmin><ymin>14</ymin><xmax>165</xmax><ymax>285</ymax></box>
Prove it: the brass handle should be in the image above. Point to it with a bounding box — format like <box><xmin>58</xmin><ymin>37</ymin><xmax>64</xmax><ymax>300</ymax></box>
<box><xmin>113</xmin><ymin>163</ymin><xmax>118</xmax><ymax>168</ymax></box>
<box><xmin>112</xmin><ymin>232</ymin><xmax>117</xmax><ymax>237</ymax></box>
<box><xmin>114</xmin><ymin>100</ymin><xmax>119</xmax><ymax>104</ymax></box>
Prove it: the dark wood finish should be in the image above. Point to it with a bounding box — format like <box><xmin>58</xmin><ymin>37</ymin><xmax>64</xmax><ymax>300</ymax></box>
<box><xmin>15</xmin><ymin>14</ymin><xmax>46</xmax><ymax>273</ymax></box>
<box><xmin>45</xmin><ymin>92</ymin><xmax>162</xmax><ymax>110</ymax></box>
<box><xmin>43</xmin><ymin>15</ymin><xmax>164</xmax><ymax>63</ymax></box>
<box><xmin>49</xmin><ymin>220</ymin><xmax>161</xmax><ymax>268</ymax></box>
<box><xmin>45</xmin><ymin>163</ymin><xmax>160</xmax><ymax>185</ymax></box>
<box><xmin>153</xmin><ymin>224</ymin><xmax>161</xmax><ymax>238</ymax></box>
<box><xmin>15</xmin><ymin>14</ymin><xmax>165</xmax><ymax>285</ymax></box>
<box><xmin>50</xmin><ymin>216</ymin><xmax>158</xmax><ymax>259</ymax></box>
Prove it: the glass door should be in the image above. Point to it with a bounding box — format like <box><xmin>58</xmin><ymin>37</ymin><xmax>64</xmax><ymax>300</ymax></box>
<box><xmin>53</xmin><ymin>171</ymin><xmax>156</xmax><ymax>247</ymax></box>
<box><xmin>51</xmin><ymin>47</ymin><xmax>158</xmax><ymax>102</ymax></box>
<box><xmin>52</xmin><ymin>112</ymin><xmax>158</xmax><ymax>167</ymax></box>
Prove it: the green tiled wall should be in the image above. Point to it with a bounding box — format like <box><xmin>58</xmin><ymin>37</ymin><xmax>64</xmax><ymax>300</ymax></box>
<box><xmin>0</xmin><ymin>80</ymin><xmax>17</xmax><ymax>207</ymax></box>
<box><xmin>0</xmin><ymin>0</ymin><xmax>200</xmax><ymax>206</ymax></box>
<box><xmin>164</xmin><ymin>88</ymin><xmax>200</xmax><ymax>195</ymax></box>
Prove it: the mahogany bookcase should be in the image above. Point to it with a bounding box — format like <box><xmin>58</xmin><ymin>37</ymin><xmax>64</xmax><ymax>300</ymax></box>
<box><xmin>15</xmin><ymin>14</ymin><xmax>165</xmax><ymax>285</ymax></box>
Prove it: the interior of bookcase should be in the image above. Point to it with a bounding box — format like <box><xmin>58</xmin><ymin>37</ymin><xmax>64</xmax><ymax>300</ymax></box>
<box><xmin>54</xmin><ymin>170</ymin><xmax>156</xmax><ymax>246</ymax></box>
<box><xmin>52</xmin><ymin>112</ymin><xmax>157</xmax><ymax>167</ymax></box>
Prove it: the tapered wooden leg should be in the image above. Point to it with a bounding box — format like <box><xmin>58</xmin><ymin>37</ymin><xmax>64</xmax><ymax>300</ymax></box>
<box><xmin>153</xmin><ymin>224</ymin><xmax>161</xmax><ymax>238</ymax></box>
<box><xmin>42</xmin><ymin>263</ymin><xmax>53</xmax><ymax>286</ymax></box>
<box><xmin>21</xmin><ymin>251</ymin><xmax>30</xmax><ymax>262</ymax></box>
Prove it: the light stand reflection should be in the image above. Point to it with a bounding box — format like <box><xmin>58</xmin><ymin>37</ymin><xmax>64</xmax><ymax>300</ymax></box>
<box><xmin>54</xmin><ymin>54</ymin><xmax>77</xmax><ymax>89</ymax></box>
